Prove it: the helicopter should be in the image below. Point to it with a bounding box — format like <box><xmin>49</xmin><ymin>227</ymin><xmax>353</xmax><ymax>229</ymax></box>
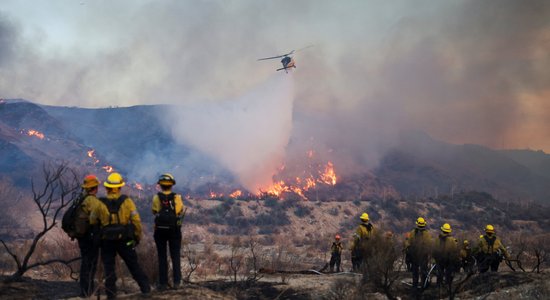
<box><xmin>257</xmin><ymin>50</ymin><xmax>296</xmax><ymax>73</ymax></box>
<box><xmin>257</xmin><ymin>46</ymin><xmax>313</xmax><ymax>73</ymax></box>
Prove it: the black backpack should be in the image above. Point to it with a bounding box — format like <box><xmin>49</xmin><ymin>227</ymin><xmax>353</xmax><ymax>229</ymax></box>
<box><xmin>61</xmin><ymin>193</ymin><xmax>88</xmax><ymax>239</ymax></box>
<box><xmin>155</xmin><ymin>192</ymin><xmax>179</xmax><ymax>231</ymax></box>
<box><xmin>99</xmin><ymin>195</ymin><xmax>135</xmax><ymax>241</ymax></box>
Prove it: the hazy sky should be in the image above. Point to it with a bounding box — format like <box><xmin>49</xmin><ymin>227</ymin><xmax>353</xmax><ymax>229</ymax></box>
<box><xmin>1</xmin><ymin>0</ymin><xmax>549</xmax><ymax>155</ymax></box>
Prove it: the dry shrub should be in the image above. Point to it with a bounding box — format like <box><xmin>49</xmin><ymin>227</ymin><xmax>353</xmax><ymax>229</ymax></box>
<box><xmin>39</xmin><ymin>235</ymin><xmax>81</xmax><ymax>279</ymax></box>
<box><xmin>181</xmin><ymin>243</ymin><xmax>201</xmax><ymax>283</ymax></box>
<box><xmin>507</xmin><ymin>232</ymin><xmax>550</xmax><ymax>273</ymax></box>
<box><xmin>326</xmin><ymin>277</ymin><xmax>359</xmax><ymax>300</ymax></box>
<box><xmin>361</xmin><ymin>232</ymin><xmax>402</xmax><ymax>300</ymax></box>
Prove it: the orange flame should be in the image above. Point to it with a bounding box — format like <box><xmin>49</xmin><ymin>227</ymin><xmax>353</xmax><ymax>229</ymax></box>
<box><xmin>87</xmin><ymin>149</ymin><xmax>100</xmax><ymax>164</ymax></box>
<box><xmin>258</xmin><ymin>160</ymin><xmax>337</xmax><ymax>199</ymax></box>
<box><xmin>320</xmin><ymin>162</ymin><xmax>337</xmax><ymax>185</ymax></box>
<box><xmin>305</xmin><ymin>177</ymin><xmax>317</xmax><ymax>189</ymax></box>
<box><xmin>134</xmin><ymin>183</ymin><xmax>143</xmax><ymax>190</ymax></box>
<box><xmin>26</xmin><ymin>129</ymin><xmax>45</xmax><ymax>139</ymax></box>
<box><xmin>229</xmin><ymin>190</ymin><xmax>242</xmax><ymax>198</ymax></box>
<box><xmin>102</xmin><ymin>165</ymin><xmax>114</xmax><ymax>173</ymax></box>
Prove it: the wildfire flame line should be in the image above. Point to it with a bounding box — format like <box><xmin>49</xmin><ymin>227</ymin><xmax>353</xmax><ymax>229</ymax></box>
<box><xmin>22</xmin><ymin>129</ymin><xmax>45</xmax><ymax>140</ymax></box>
<box><xmin>259</xmin><ymin>161</ymin><xmax>337</xmax><ymax>199</ymax></box>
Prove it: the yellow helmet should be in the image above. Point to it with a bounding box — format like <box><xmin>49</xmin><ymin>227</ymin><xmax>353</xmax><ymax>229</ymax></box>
<box><xmin>416</xmin><ymin>217</ymin><xmax>426</xmax><ymax>228</ymax></box>
<box><xmin>360</xmin><ymin>212</ymin><xmax>369</xmax><ymax>221</ymax></box>
<box><xmin>81</xmin><ymin>174</ymin><xmax>100</xmax><ymax>189</ymax></box>
<box><xmin>104</xmin><ymin>172</ymin><xmax>125</xmax><ymax>188</ymax></box>
<box><xmin>485</xmin><ymin>224</ymin><xmax>495</xmax><ymax>234</ymax></box>
<box><xmin>158</xmin><ymin>173</ymin><xmax>176</xmax><ymax>186</ymax></box>
<box><xmin>441</xmin><ymin>223</ymin><xmax>452</xmax><ymax>233</ymax></box>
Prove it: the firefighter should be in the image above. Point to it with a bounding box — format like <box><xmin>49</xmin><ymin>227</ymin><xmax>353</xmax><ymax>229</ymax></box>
<box><xmin>329</xmin><ymin>234</ymin><xmax>344</xmax><ymax>273</ymax></box>
<box><xmin>475</xmin><ymin>224</ymin><xmax>509</xmax><ymax>273</ymax></box>
<box><xmin>152</xmin><ymin>173</ymin><xmax>185</xmax><ymax>290</ymax></box>
<box><xmin>460</xmin><ymin>240</ymin><xmax>475</xmax><ymax>274</ymax></box>
<box><xmin>433</xmin><ymin>223</ymin><xmax>459</xmax><ymax>290</ymax></box>
<box><xmin>350</xmin><ymin>212</ymin><xmax>374</xmax><ymax>272</ymax></box>
<box><xmin>78</xmin><ymin>175</ymin><xmax>102</xmax><ymax>297</ymax></box>
<box><xmin>404</xmin><ymin>217</ymin><xmax>432</xmax><ymax>289</ymax></box>
<box><xmin>90</xmin><ymin>173</ymin><xmax>150</xmax><ymax>299</ymax></box>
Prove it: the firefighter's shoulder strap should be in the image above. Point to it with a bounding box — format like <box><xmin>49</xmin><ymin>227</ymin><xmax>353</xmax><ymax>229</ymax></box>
<box><xmin>99</xmin><ymin>195</ymin><xmax>127</xmax><ymax>224</ymax></box>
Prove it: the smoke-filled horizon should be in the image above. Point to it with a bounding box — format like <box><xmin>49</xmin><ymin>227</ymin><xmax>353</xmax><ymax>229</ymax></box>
<box><xmin>1</xmin><ymin>0</ymin><xmax>549</xmax><ymax>167</ymax></box>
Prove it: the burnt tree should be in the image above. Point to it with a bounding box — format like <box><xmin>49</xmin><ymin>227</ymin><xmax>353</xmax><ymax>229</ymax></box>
<box><xmin>1</xmin><ymin>162</ymin><xmax>80</xmax><ymax>282</ymax></box>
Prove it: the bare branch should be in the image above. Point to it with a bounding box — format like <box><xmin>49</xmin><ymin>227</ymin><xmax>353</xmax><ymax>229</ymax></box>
<box><xmin>2</xmin><ymin>162</ymin><xmax>80</xmax><ymax>282</ymax></box>
<box><xmin>1</xmin><ymin>239</ymin><xmax>21</xmax><ymax>269</ymax></box>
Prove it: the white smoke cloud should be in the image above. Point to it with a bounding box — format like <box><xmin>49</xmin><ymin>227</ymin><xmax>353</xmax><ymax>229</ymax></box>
<box><xmin>165</xmin><ymin>73</ymin><xmax>295</xmax><ymax>191</ymax></box>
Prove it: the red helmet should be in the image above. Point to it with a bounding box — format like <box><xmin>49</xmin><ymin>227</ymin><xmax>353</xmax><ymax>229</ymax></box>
<box><xmin>335</xmin><ymin>234</ymin><xmax>341</xmax><ymax>240</ymax></box>
<box><xmin>82</xmin><ymin>174</ymin><xmax>100</xmax><ymax>189</ymax></box>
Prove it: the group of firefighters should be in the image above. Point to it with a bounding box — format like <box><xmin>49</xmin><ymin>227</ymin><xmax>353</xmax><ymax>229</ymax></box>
<box><xmin>329</xmin><ymin>212</ymin><xmax>510</xmax><ymax>289</ymax></box>
<box><xmin>73</xmin><ymin>171</ymin><xmax>510</xmax><ymax>298</ymax></box>
<box><xmin>75</xmin><ymin>172</ymin><xmax>184</xmax><ymax>299</ymax></box>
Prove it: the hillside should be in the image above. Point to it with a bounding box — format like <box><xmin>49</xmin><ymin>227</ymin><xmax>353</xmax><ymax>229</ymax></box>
<box><xmin>2</xmin><ymin>100</ymin><xmax>550</xmax><ymax>204</ymax></box>
<box><xmin>375</xmin><ymin>132</ymin><xmax>550</xmax><ymax>204</ymax></box>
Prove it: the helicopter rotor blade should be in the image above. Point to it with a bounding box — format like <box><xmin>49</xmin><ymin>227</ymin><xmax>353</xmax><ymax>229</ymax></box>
<box><xmin>257</xmin><ymin>46</ymin><xmax>311</xmax><ymax>62</ymax></box>
<box><xmin>295</xmin><ymin>45</ymin><xmax>314</xmax><ymax>53</ymax></box>
<box><xmin>257</xmin><ymin>54</ymin><xmax>286</xmax><ymax>61</ymax></box>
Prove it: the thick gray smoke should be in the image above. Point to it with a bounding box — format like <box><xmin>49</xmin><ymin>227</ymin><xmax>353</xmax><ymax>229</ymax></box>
<box><xmin>165</xmin><ymin>74</ymin><xmax>294</xmax><ymax>191</ymax></box>
<box><xmin>1</xmin><ymin>0</ymin><xmax>549</xmax><ymax>183</ymax></box>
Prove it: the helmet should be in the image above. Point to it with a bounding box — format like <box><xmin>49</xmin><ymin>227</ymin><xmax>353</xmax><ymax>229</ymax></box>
<box><xmin>416</xmin><ymin>217</ymin><xmax>426</xmax><ymax>228</ymax></box>
<box><xmin>441</xmin><ymin>223</ymin><xmax>452</xmax><ymax>233</ymax></box>
<box><xmin>485</xmin><ymin>224</ymin><xmax>495</xmax><ymax>234</ymax></box>
<box><xmin>335</xmin><ymin>234</ymin><xmax>341</xmax><ymax>240</ymax></box>
<box><xmin>463</xmin><ymin>240</ymin><xmax>469</xmax><ymax>245</ymax></box>
<box><xmin>158</xmin><ymin>173</ymin><xmax>176</xmax><ymax>186</ymax></box>
<box><xmin>360</xmin><ymin>213</ymin><xmax>369</xmax><ymax>221</ymax></box>
<box><xmin>82</xmin><ymin>174</ymin><xmax>100</xmax><ymax>189</ymax></box>
<box><xmin>104</xmin><ymin>173</ymin><xmax>125</xmax><ymax>188</ymax></box>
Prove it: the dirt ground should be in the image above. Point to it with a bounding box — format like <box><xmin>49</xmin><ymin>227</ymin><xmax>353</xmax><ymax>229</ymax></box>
<box><xmin>1</xmin><ymin>270</ymin><xmax>549</xmax><ymax>300</ymax></box>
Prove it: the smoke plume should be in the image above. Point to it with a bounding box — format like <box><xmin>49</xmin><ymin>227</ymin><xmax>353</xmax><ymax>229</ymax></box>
<box><xmin>165</xmin><ymin>74</ymin><xmax>294</xmax><ymax>191</ymax></box>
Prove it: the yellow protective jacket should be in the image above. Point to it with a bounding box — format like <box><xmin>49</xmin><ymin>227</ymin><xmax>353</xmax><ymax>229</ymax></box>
<box><xmin>351</xmin><ymin>222</ymin><xmax>374</xmax><ymax>251</ymax></box>
<box><xmin>151</xmin><ymin>191</ymin><xmax>184</xmax><ymax>216</ymax></box>
<box><xmin>90</xmin><ymin>193</ymin><xmax>143</xmax><ymax>241</ymax></box>
<box><xmin>82</xmin><ymin>193</ymin><xmax>101</xmax><ymax>216</ymax></box>
<box><xmin>475</xmin><ymin>234</ymin><xmax>509</xmax><ymax>258</ymax></box>
<box><xmin>434</xmin><ymin>233</ymin><xmax>459</xmax><ymax>263</ymax></box>
<box><xmin>405</xmin><ymin>228</ymin><xmax>432</xmax><ymax>260</ymax></box>
<box><xmin>331</xmin><ymin>241</ymin><xmax>344</xmax><ymax>254</ymax></box>
<box><xmin>460</xmin><ymin>244</ymin><xmax>472</xmax><ymax>259</ymax></box>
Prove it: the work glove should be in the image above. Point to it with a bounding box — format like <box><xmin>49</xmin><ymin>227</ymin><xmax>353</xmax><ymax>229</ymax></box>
<box><xmin>126</xmin><ymin>239</ymin><xmax>139</xmax><ymax>248</ymax></box>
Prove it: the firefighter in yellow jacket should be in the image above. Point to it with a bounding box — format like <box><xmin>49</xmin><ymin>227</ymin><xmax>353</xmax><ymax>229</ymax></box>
<box><xmin>433</xmin><ymin>223</ymin><xmax>459</xmax><ymax>289</ymax></box>
<box><xmin>475</xmin><ymin>224</ymin><xmax>509</xmax><ymax>273</ymax></box>
<box><xmin>404</xmin><ymin>217</ymin><xmax>432</xmax><ymax>289</ymax></box>
<box><xmin>77</xmin><ymin>175</ymin><xmax>102</xmax><ymax>297</ymax></box>
<box><xmin>460</xmin><ymin>240</ymin><xmax>475</xmax><ymax>274</ymax></box>
<box><xmin>152</xmin><ymin>173</ymin><xmax>185</xmax><ymax>290</ymax></box>
<box><xmin>351</xmin><ymin>212</ymin><xmax>374</xmax><ymax>271</ymax></box>
<box><xmin>90</xmin><ymin>173</ymin><xmax>150</xmax><ymax>299</ymax></box>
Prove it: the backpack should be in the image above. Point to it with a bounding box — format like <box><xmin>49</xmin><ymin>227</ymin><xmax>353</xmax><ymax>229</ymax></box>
<box><xmin>61</xmin><ymin>193</ymin><xmax>89</xmax><ymax>239</ymax></box>
<box><xmin>484</xmin><ymin>235</ymin><xmax>497</xmax><ymax>253</ymax></box>
<box><xmin>155</xmin><ymin>192</ymin><xmax>179</xmax><ymax>231</ymax></box>
<box><xmin>99</xmin><ymin>195</ymin><xmax>135</xmax><ymax>241</ymax></box>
